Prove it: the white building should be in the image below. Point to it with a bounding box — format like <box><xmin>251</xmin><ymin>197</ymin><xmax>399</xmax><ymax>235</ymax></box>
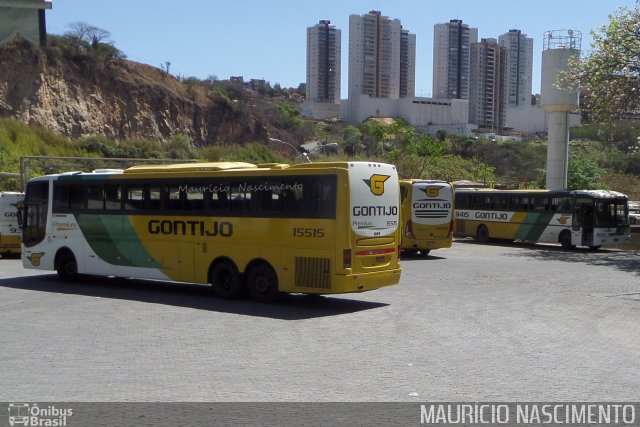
<box><xmin>303</xmin><ymin>20</ymin><xmax>341</xmax><ymax>119</ymax></box>
<box><xmin>341</xmin><ymin>94</ymin><xmax>472</xmax><ymax>135</ymax></box>
<box><xmin>433</xmin><ymin>19</ymin><xmax>478</xmax><ymax>100</ymax></box>
<box><xmin>348</xmin><ymin>10</ymin><xmax>415</xmax><ymax>99</ymax></box>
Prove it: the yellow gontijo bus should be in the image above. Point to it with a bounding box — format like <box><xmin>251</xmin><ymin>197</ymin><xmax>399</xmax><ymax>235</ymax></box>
<box><xmin>20</xmin><ymin>161</ymin><xmax>401</xmax><ymax>302</ymax></box>
<box><xmin>399</xmin><ymin>179</ymin><xmax>454</xmax><ymax>256</ymax></box>
<box><xmin>454</xmin><ymin>188</ymin><xmax>631</xmax><ymax>249</ymax></box>
<box><xmin>0</xmin><ymin>191</ymin><xmax>24</xmax><ymax>256</ymax></box>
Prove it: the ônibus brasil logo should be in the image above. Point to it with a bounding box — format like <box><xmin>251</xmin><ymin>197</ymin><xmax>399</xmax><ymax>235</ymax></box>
<box><xmin>8</xmin><ymin>403</ymin><xmax>73</xmax><ymax>426</ymax></box>
<box><xmin>363</xmin><ymin>174</ymin><xmax>390</xmax><ymax>196</ymax></box>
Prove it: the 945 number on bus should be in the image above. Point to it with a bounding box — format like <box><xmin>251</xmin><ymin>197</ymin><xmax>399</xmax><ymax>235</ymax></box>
<box><xmin>292</xmin><ymin>227</ymin><xmax>325</xmax><ymax>238</ymax></box>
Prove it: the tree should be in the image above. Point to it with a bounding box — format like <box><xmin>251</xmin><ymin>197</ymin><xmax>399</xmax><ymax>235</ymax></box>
<box><xmin>567</xmin><ymin>154</ymin><xmax>607</xmax><ymax>190</ymax></box>
<box><xmin>562</xmin><ymin>2</ymin><xmax>640</xmax><ymax>122</ymax></box>
<box><xmin>63</xmin><ymin>22</ymin><xmax>125</xmax><ymax>60</ymax></box>
<box><xmin>342</xmin><ymin>126</ymin><xmax>364</xmax><ymax>156</ymax></box>
<box><xmin>535</xmin><ymin>153</ymin><xmax>607</xmax><ymax>190</ymax></box>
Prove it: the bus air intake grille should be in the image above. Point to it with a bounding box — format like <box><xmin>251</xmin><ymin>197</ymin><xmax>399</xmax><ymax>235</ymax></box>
<box><xmin>295</xmin><ymin>257</ymin><xmax>331</xmax><ymax>289</ymax></box>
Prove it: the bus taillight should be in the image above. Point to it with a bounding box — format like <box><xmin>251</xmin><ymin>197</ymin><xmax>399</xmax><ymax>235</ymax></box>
<box><xmin>343</xmin><ymin>249</ymin><xmax>352</xmax><ymax>269</ymax></box>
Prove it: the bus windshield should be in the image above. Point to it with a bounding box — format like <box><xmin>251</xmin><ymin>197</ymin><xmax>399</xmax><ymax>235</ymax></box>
<box><xmin>594</xmin><ymin>198</ymin><xmax>629</xmax><ymax>228</ymax></box>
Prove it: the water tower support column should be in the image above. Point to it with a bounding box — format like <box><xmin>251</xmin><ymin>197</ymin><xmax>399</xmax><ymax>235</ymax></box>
<box><xmin>546</xmin><ymin>111</ymin><xmax>570</xmax><ymax>190</ymax></box>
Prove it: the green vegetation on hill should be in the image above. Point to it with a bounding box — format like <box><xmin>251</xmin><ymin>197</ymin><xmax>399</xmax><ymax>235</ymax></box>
<box><xmin>1</xmin><ymin>117</ymin><xmax>638</xmax><ymax>199</ymax></box>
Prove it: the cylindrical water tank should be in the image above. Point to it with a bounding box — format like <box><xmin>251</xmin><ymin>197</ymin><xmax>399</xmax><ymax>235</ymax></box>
<box><xmin>541</xmin><ymin>30</ymin><xmax>581</xmax><ymax>112</ymax></box>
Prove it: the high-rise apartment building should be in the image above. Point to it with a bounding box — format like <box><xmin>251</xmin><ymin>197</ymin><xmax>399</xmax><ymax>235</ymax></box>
<box><xmin>348</xmin><ymin>10</ymin><xmax>415</xmax><ymax>99</ymax></box>
<box><xmin>306</xmin><ymin>20</ymin><xmax>341</xmax><ymax>103</ymax></box>
<box><xmin>469</xmin><ymin>38</ymin><xmax>507</xmax><ymax>130</ymax></box>
<box><xmin>499</xmin><ymin>29</ymin><xmax>534</xmax><ymax>106</ymax></box>
<box><xmin>433</xmin><ymin>19</ymin><xmax>478</xmax><ymax>100</ymax></box>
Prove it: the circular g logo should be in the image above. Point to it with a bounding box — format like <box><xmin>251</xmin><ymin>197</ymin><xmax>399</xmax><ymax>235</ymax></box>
<box><xmin>364</xmin><ymin>174</ymin><xmax>390</xmax><ymax>196</ymax></box>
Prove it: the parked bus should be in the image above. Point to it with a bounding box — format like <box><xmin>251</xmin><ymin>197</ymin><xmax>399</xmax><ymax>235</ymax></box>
<box><xmin>454</xmin><ymin>188</ymin><xmax>630</xmax><ymax>249</ymax></box>
<box><xmin>399</xmin><ymin>179</ymin><xmax>454</xmax><ymax>256</ymax></box>
<box><xmin>0</xmin><ymin>191</ymin><xmax>24</xmax><ymax>257</ymax></box>
<box><xmin>19</xmin><ymin>161</ymin><xmax>401</xmax><ymax>302</ymax></box>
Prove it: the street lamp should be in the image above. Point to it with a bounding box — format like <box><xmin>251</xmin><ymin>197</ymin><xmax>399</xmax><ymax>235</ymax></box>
<box><xmin>267</xmin><ymin>138</ymin><xmax>311</xmax><ymax>163</ymax></box>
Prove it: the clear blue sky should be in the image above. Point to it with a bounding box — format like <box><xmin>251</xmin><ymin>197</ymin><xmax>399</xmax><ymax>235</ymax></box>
<box><xmin>46</xmin><ymin>0</ymin><xmax>637</xmax><ymax>99</ymax></box>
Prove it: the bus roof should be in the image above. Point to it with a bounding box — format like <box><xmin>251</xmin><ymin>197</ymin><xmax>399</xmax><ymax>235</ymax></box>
<box><xmin>123</xmin><ymin>162</ymin><xmax>258</xmax><ymax>173</ymax></box>
<box><xmin>455</xmin><ymin>188</ymin><xmax>628</xmax><ymax>199</ymax></box>
<box><xmin>400</xmin><ymin>179</ymin><xmax>451</xmax><ymax>184</ymax></box>
<box><xmin>26</xmin><ymin>161</ymin><xmax>396</xmax><ymax>182</ymax></box>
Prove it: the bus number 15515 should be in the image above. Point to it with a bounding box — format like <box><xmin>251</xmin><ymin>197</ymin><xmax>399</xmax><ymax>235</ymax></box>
<box><xmin>292</xmin><ymin>228</ymin><xmax>325</xmax><ymax>238</ymax></box>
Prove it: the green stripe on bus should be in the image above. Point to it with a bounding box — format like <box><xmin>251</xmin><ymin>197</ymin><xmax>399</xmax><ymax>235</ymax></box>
<box><xmin>514</xmin><ymin>212</ymin><xmax>555</xmax><ymax>241</ymax></box>
<box><xmin>76</xmin><ymin>214</ymin><xmax>164</xmax><ymax>268</ymax></box>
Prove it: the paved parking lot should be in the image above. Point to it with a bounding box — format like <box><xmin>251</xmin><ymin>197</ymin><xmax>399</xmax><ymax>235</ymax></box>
<box><xmin>0</xmin><ymin>240</ymin><xmax>639</xmax><ymax>402</ymax></box>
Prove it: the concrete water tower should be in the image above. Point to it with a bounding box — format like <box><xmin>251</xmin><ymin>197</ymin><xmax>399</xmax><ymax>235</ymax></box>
<box><xmin>541</xmin><ymin>29</ymin><xmax>581</xmax><ymax>190</ymax></box>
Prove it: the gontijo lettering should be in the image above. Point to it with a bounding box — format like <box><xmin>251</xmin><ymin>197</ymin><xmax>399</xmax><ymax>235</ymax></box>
<box><xmin>148</xmin><ymin>219</ymin><xmax>233</xmax><ymax>236</ymax></box>
<box><xmin>353</xmin><ymin>205</ymin><xmax>398</xmax><ymax>216</ymax></box>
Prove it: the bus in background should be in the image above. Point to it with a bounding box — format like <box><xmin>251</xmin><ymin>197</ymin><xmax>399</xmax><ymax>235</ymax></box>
<box><xmin>399</xmin><ymin>179</ymin><xmax>454</xmax><ymax>256</ymax></box>
<box><xmin>0</xmin><ymin>191</ymin><xmax>24</xmax><ymax>257</ymax></box>
<box><xmin>454</xmin><ymin>188</ymin><xmax>630</xmax><ymax>250</ymax></box>
<box><xmin>20</xmin><ymin>161</ymin><xmax>401</xmax><ymax>302</ymax></box>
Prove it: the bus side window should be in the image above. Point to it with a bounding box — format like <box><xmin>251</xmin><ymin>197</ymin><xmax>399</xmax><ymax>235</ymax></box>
<box><xmin>211</xmin><ymin>191</ymin><xmax>229</xmax><ymax>212</ymax></box>
<box><xmin>184</xmin><ymin>183</ymin><xmax>204</xmax><ymax>211</ymax></box>
<box><xmin>105</xmin><ymin>184</ymin><xmax>122</xmax><ymax>210</ymax></box>
<box><xmin>144</xmin><ymin>186</ymin><xmax>162</xmax><ymax>211</ymax></box>
<box><xmin>53</xmin><ymin>184</ymin><xmax>69</xmax><ymax>213</ymax></box>
<box><xmin>69</xmin><ymin>185</ymin><xmax>85</xmax><ymax>211</ymax></box>
<box><xmin>455</xmin><ymin>194</ymin><xmax>468</xmax><ymax>210</ymax></box>
<box><xmin>281</xmin><ymin>189</ymin><xmax>298</xmax><ymax>212</ymax></box>
<box><xmin>230</xmin><ymin>184</ymin><xmax>247</xmax><ymax>213</ymax></box>
<box><xmin>532</xmin><ymin>197</ymin><xmax>548</xmax><ymax>211</ymax></box>
<box><xmin>166</xmin><ymin>185</ymin><xmax>184</xmax><ymax>210</ymax></box>
<box><xmin>87</xmin><ymin>185</ymin><xmax>104</xmax><ymax>210</ymax></box>
<box><xmin>124</xmin><ymin>186</ymin><xmax>143</xmax><ymax>211</ymax></box>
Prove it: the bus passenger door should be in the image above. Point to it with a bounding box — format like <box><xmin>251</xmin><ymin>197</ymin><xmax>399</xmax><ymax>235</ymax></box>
<box><xmin>581</xmin><ymin>205</ymin><xmax>595</xmax><ymax>246</ymax></box>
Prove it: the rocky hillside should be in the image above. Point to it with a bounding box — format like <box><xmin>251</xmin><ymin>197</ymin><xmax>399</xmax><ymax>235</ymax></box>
<box><xmin>0</xmin><ymin>38</ymin><xmax>278</xmax><ymax>145</ymax></box>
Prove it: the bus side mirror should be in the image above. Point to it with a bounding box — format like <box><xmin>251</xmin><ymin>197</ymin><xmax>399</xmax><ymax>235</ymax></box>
<box><xmin>16</xmin><ymin>200</ymin><xmax>23</xmax><ymax>228</ymax></box>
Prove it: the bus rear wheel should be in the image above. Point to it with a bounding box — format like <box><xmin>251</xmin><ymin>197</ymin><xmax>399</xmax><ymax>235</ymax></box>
<box><xmin>209</xmin><ymin>261</ymin><xmax>244</xmax><ymax>299</ymax></box>
<box><xmin>56</xmin><ymin>251</ymin><xmax>79</xmax><ymax>282</ymax></box>
<box><xmin>559</xmin><ymin>231</ymin><xmax>575</xmax><ymax>249</ymax></box>
<box><xmin>475</xmin><ymin>225</ymin><xmax>489</xmax><ymax>243</ymax></box>
<box><xmin>247</xmin><ymin>264</ymin><xmax>279</xmax><ymax>303</ymax></box>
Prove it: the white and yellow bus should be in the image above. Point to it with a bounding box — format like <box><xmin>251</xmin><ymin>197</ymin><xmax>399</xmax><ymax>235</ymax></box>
<box><xmin>0</xmin><ymin>191</ymin><xmax>24</xmax><ymax>257</ymax></box>
<box><xmin>454</xmin><ymin>188</ymin><xmax>631</xmax><ymax>249</ymax></box>
<box><xmin>399</xmin><ymin>179</ymin><xmax>454</xmax><ymax>256</ymax></box>
<box><xmin>20</xmin><ymin>161</ymin><xmax>401</xmax><ymax>302</ymax></box>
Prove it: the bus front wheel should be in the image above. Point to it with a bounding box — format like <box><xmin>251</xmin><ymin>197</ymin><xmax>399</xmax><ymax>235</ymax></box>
<box><xmin>247</xmin><ymin>264</ymin><xmax>280</xmax><ymax>303</ymax></box>
<box><xmin>209</xmin><ymin>260</ymin><xmax>244</xmax><ymax>299</ymax></box>
<box><xmin>559</xmin><ymin>231</ymin><xmax>576</xmax><ymax>250</ymax></box>
<box><xmin>475</xmin><ymin>225</ymin><xmax>489</xmax><ymax>243</ymax></box>
<box><xmin>56</xmin><ymin>251</ymin><xmax>79</xmax><ymax>282</ymax></box>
